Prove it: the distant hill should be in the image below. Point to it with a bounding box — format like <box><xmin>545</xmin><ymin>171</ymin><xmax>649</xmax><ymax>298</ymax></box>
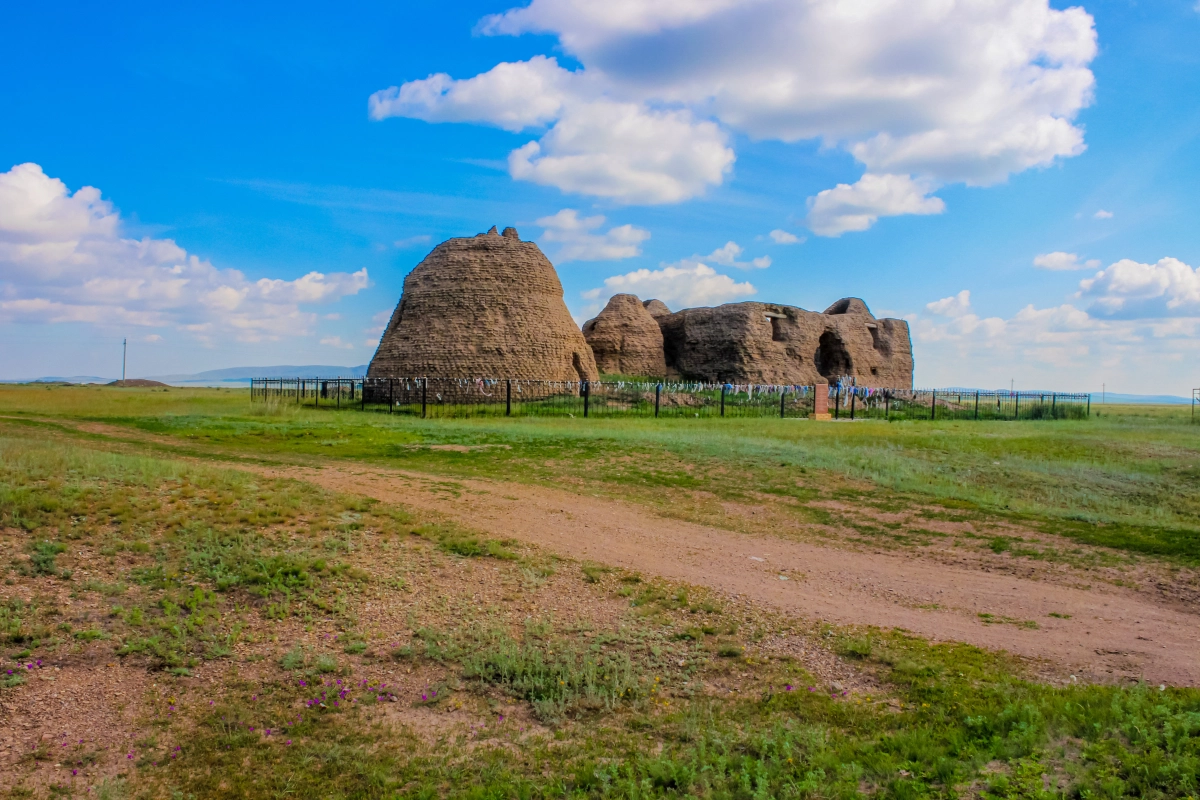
<box><xmin>1095</xmin><ymin>393</ymin><xmax>1191</xmax><ymax>405</ymax></box>
<box><xmin>28</xmin><ymin>375</ymin><xmax>112</xmax><ymax>384</ymax></box>
<box><xmin>148</xmin><ymin>365</ymin><xmax>368</xmax><ymax>386</ymax></box>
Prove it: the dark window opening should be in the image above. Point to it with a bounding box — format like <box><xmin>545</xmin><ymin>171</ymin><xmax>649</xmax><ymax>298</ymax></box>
<box><xmin>814</xmin><ymin>331</ymin><xmax>853</xmax><ymax>380</ymax></box>
<box><xmin>868</xmin><ymin>325</ymin><xmax>890</xmax><ymax>356</ymax></box>
<box><xmin>770</xmin><ymin>317</ymin><xmax>785</xmax><ymax>342</ymax></box>
<box><xmin>826</xmin><ymin>298</ymin><xmax>852</xmax><ymax>315</ymax></box>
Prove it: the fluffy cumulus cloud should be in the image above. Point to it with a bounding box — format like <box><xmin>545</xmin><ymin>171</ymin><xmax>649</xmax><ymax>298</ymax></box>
<box><xmin>582</xmin><ymin>260</ymin><xmax>755</xmax><ymax>312</ymax></box>
<box><xmin>1033</xmin><ymin>251</ymin><xmax>1100</xmax><ymax>271</ymax></box>
<box><xmin>0</xmin><ymin>163</ymin><xmax>369</xmax><ymax>341</ymax></box>
<box><xmin>912</xmin><ymin>259</ymin><xmax>1200</xmax><ymax>392</ymax></box>
<box><xmin>925</xmin><ymin>289</ymin><xmax>972</xmax><ymax>318</ymax></box>
<box><xmin>699</xmin><ymin>241</ymin><xmax>770</xmax><ymax>269</ymax></box>
<box><xmin>535</xmin><ymin>209</ymin><xmax>650</xmax><ymax>261</ymax></box>
<box><xmin>372</xmin><ymin>0</ymin><xmax>1096</xmax><ymax>221</ymax></box>
<box><xmin>1078</xmin><ymin>257</ymin><xmax>1200</xmax><ymax>319</ymax></box>
<box><xmin>768</xmin><ymin>229</ymin><xmax>801</xmax><ymax>244</ymax></box>
<box><xmin>806</xmin><ymin>173</ymin><xmax>945</xmax><ymax>236</ymax></box>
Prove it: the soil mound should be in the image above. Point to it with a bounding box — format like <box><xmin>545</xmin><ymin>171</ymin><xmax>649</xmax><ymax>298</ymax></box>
<box><xmin>582</xmin><ymin>294</ymin><xmax>667</xmax><ymax>377</ymax></box>
<box><xmin>107</xmin><ymin>379</ymin><xmax>168</xmax><ymax>387</ymax></box>
<box><xmin>642</xmin><ymin>299</ymin><xmax>672</xmax><ymax>319</ymax></box>
<box><xmin>369</xmin><ymin>227</ymin><xmax>598</xmax><ymax>382</ymax></box>
<box><xmin>658</xmin><ymin>298</ymin><xmax>912</xmax><ymax>387</ymax></box>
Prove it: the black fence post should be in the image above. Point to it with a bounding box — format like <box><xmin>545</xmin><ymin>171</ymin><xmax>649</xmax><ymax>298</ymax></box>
<box><xmin>834</xmin><ymin>389</ymin><xmax>840</xmax><ymax>419</ymax></box>
<box><xmin>1088</xmin><ymin>394</ymin><xmax>1092</xmax><ymax>418</ymax></box>
<box><xmin>655</xmin><ymin>384</ymin><xmax>661</xmax><ymax>418</ymax></box>
<box><xmin>720</xmin><ymin>384</ymin><xmax>726</xmax><ymax>417</ymax></box>
<box><xmin>583</xmin><ymin>380</ymin><xmax>590</xmax><ymax>418</ymax></box>
<box><xmin>316</xmin><ymin>380</ymin><xmax>320</xmax><ymax>408</ymax></box>
<box><xmin>389</xmin><ymin>378</ymin><xmax>394</xmax><ymax>414</ymax></box>
<box><xmin>931</xmin><ymin>390</ymin><xmax>936</xmax><ymax>421</ymax></box>
<box><xmin>337</xmin><ymin>379</ymin><xmax>341</xmax><ymax>409</ymax></box>
<box><xmin>506</xmin><ymin>379</ymin><xmax>512</xmax><ymax>416</ymax></box>
<box><xmin>1014</xmin><ymin>392</ymin><xmax>1020</xmax><ymax>421</ymax></box>
<box><xmin>974</xmin><ymin>390</ymin><xmax>980</xmax><ymax>420</ymax></box>
<box><xmin>1051</xmin><ymin>393</ymin><xmax>1057</xmax><ymax>419</ymax></box>
<box><xmin>421</xmin><ymin>378</ymin><xmax>427</xmax><ymax>419</ymax></box>
<box><xmin>884</xmin><ymin>391</ymin><xmax>890</xmax><ymax>421</ymax></box>
<box><xmin>780</xmin><ymin>387</ymin><xmax>786</xmax><ymax>419</ymax></box>
<box><xmin>850</xmin><ymin>389</ymin><xmax>856</xmax><ymax>420</ymax></box>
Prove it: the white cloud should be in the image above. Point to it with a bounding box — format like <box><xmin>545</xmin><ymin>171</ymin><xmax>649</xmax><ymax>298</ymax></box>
<box><xmin>699</xmin><ymin>241</ymin><xmax>770</xmax><ymax>269</ymax></box>
<box><xmin>583</xmin><ymin>261</ymin><xmax>755</xmax><ymax>310</ymax></box>
<box><xmin>374</xmin><ymin>0</ymin><xmax>1097</xmax><ymax>215</ymax></box>
<box><xmin>806</xmin><ymin>173</ymin><xmax>945</xmax><ymax>236</ymax></box>
<box><xmin>912</xmin><ymin>268</ymin><xmax>1200</xmax><ymax>393</ymax></box>
<box><xmin>320</xmin><ymin>336</ymin><xmax>355</xmax><ymax>350</ymax></box>
<box><xmin>393</xmin><ymin>235</ymin><xmax>431</xmax><ymax>248</ymax></box>
<box><xmin>535</xmin><ymin>209</ymin><xmax>650</xmax><ymax>261</ymax></box>
<box><xmin>1078</xmin><ymin>257</ymin><xmax>1200</xmax><ymax>318</ymax></box>
<box><xmin>0</xmin><ymin>163</ymin><xmax>369</xmax><ymax>342</ymax></box>
<box><xmin>925</xmin><ymin>290</ymin><xmax>972</xmax><ymax>318</ymax></box>
<box><xmin>368</xmin><ymin>55</ymin><xmax>573</xmax><ymax>132</ymax></box>
<box><xmin>507</xmin><ymin>101</ymin><xmax>734</xmax><ymax>204</ymax></box>
<box><xmin>1094</xmin><ymin>209</ymin><xmax>1114</xmax><ymax>219</ymax></box>
<box><xmin>768</xmin><ymin>229</ymin><xmax>800</xmax><ymax>244</ymax></box>
<box><xmin>1033</xmin><ymin>251</ymin><xmax>1100</xmax><ymax>271</ymax></box>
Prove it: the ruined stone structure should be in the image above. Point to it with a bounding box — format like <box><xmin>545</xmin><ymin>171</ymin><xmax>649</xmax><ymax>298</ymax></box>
<box><xmin>642</xmin><ymin>299</ymin><xmax>672</xmax><ymax>319</ymax></box>
<box><xmin>368</xmin><ymin>227</ymin><xmax>598</xmax><ymax>381</ymax></box>
<box><xmin>655</xmin><ymin>297</ymin><xmax>912</xmax><ymax>387</ymax></box>
<box><xmin>582</xmin><ymin>294</ymin><xmax>667</xmax><ymax>377</ymax></box>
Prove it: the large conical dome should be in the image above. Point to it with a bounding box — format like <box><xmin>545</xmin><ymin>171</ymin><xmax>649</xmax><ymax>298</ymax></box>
<box><xmin>368</xmin><ymin>227</ymin><xmax>598</xmax><ymax>381</ymax></box>
<box><xmin>582</xmin><ymin>293</ymin><xmax>666</xmax><ymax>377</ymax></box>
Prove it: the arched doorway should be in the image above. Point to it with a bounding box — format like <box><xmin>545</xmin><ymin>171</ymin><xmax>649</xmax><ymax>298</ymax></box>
<box><xmin>814</xmin><ymin>331</ymin><xmax>853</xmax><ymax>380</ymax></box>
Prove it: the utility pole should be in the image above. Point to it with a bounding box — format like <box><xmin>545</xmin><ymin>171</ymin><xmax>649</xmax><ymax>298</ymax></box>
<box><xmin>122</xmin><ymin>338</ymin><xmax>127</xmax><ymax>383</ymax></box>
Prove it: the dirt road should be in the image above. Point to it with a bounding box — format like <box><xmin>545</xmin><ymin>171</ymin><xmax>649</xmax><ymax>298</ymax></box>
<box><xmin>248</xmin><ymin>462</ymin><xmax>1200</xmax><ymax>686</ymax></box>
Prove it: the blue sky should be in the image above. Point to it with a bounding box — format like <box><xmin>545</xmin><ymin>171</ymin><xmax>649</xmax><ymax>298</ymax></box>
<box><xmin>2</xmin><ymin>0</ymin><xmax>1198</xmax><ymax>393</ymax></box>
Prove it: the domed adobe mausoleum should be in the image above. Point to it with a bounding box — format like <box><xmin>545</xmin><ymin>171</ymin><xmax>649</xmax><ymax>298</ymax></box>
<box><xmin>368</xmin><ymin>227</ymin><xmax>598</xmax><ymax>382</ymax></box>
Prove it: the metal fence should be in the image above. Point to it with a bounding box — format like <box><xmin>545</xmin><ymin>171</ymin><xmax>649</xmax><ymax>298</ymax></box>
<box><xmin>250</xmin><ymin>377</ymin><xmax>1091</xmax><ymax>421</ymax></box>
<box><xmin>1193</xmin><ymin>389</ymin><xmax>1199</xmax><ymax>423</ymax></box>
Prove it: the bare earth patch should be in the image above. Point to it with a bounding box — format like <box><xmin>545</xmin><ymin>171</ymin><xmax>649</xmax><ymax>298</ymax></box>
<box><xmin>245</xmin><ymin>462</ymin><xmax>1200</xmax><ymax>686</ymax></box>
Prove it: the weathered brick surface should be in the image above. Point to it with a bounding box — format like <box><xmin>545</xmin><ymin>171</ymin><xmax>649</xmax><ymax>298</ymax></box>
<box><xmin>368</xmin><ymin>228</ymin><xmax>599</xmax><ymax>381</ymax></box>
<box><xmin>657</xmin><ymin>297</ymin><xmax>913</xmax><ymax>387</ymax></box>
<box><xmin>582</xmin><ymin>294</ymin><xmax>667</xmax><ymax>377</ymax></box>
<box><xmin>642</xmin><ymin>298</ymin><xmax>672</xmax><ymax>319</ymax></box>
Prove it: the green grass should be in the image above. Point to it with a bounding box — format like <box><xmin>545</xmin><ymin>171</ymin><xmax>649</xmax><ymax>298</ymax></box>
<box><xmin>2</xmin><ymin>393</ymin><xmax>1199</xmax><ymax>799</ymax></box>
<box><xmin>0</xmin><ymin>433</ymin><xmax>494</xmax><ymax>671</ymax></box>
<box><xmin>124</xmin><ymin>629</ymin><xmax>1200</xmax><ymax>800</ymax></box>
<box><xmin>5</xmin><ymin>385</ymin><xmax>1193</xmax><ymax>561</ymax></box>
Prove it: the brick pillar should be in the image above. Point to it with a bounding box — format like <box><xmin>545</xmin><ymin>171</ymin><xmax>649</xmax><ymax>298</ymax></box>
<box><xmin>812</xmin><ymin>381</ymin><xmax>831</xmax><ymax>420</ymax></box>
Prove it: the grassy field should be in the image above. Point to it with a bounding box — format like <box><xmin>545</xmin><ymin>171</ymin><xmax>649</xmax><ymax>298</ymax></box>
<box><xmin>4</xmin><ymin>385</ymin><xmax>1199</xmax><ymax>561</ymax></box>
<box><xmin>1</xmin><ymin>385</ymin><xmax>1199</xmax><ymax>799</ymax></box>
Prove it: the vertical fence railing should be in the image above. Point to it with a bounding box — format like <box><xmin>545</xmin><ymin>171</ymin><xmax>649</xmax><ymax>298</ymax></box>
<box><xmin>249</xmin><ymin>378</ymin><xmax>1091</xmax><ymax>422</ymax></box>
<box><xmin>1193</xmin><ymin>389</ymin><xmax>1199</xmax><ymax>424</ymax></box>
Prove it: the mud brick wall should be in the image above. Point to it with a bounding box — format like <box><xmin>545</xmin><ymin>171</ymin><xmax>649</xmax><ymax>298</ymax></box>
<box><xmin>368</xmin><ymin>227</ymin><xmax>598</xmax><ymax>382</ymax></box>
<box><xmin>656</xmin><ymin>297</ymin><xmax>913</xmax><ymax>387</ymax></box>
<box><xmin>582</xmin><ymin>293</ymin><xmax>667</xmax><ymax>377</ymax></box>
